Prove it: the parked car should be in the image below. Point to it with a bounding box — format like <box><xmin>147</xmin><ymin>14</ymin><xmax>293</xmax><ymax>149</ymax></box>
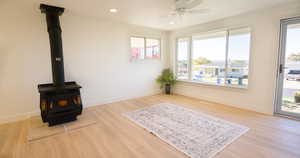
<box><xmin>226</xmin><ymin>73</ymin><xmax>248</xmax><ymax>79</ymax></box>
<box><xmin>286</xmin><ymin>70</ymin><xmax>300</xmax><ymax>81</ymax></box>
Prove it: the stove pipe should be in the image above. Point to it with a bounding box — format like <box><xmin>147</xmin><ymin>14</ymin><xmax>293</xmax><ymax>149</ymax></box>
<box><xmin>40</xmin><ymin>4</ymin><xmax>65</xmax><ymax>87</ymax></box>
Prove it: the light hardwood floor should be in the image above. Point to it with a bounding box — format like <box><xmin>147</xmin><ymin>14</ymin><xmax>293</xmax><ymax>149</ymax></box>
<box><xmin>1</xmin><ymin>94</ymin><xmax>300</xmax><ymax>158</ymax></box>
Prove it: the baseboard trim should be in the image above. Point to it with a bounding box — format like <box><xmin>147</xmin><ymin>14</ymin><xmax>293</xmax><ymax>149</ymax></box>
<box><xmin>174</xmin><ymin>86</ymin><xmax>272</xmax><ymax>115</ymax></box>
<box><xmin>85</xmin><ymin>89</ymin><xmax>162</xmax><ymax>108</ymax></box>
<box><xmin>0</xmin><ymin>110</ymin><xmax>40</xmax><ymax>125</ymax></box>
<box><xmin>0</xmin><ymin>90</ymin><xmax>162</xmax><ymax>125</ymax></box>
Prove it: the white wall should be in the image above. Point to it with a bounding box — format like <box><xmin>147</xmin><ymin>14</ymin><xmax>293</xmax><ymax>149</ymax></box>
<box><xmin>1</xmin><ymin>1</ymin><xmax>299</xmax><ymax>124</ymax></box>
<box><xmin>0</xmin><ymin>1</ymin><xmax>168</xmax><ymax>123</ymax></box>
<box><xmin>169</xmin><ymin>2</ymin><xmax>300</xmax><ymax>115</ymax></box>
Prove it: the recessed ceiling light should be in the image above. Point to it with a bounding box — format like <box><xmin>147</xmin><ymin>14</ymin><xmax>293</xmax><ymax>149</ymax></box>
<box><xmin>169</xmin><ymin>21</ymin><xmax>175</xmax><ymax>25</ymax></box>
<box><xmin>109</xmin><ymin>8</ymin><xmax>118</xmax><ymax>13</ymax></box>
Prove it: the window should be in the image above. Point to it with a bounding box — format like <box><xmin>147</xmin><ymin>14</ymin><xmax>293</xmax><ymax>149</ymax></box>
<box><xmin>176</xmin><ymin>38</ymin><xmax>190</xmax><ymax>80</ymax></box>
<box><xmin>192</xmin><ymin>31</ymin><xmax>227</xmax><ymax>85</ymax></box>
<box><xmin>130</xmin><ymin>37</ymin><xmax>161</xmax><ymax>60</ymax></box>
<box><xmin>227</xmin><ymin>28</ymin><xmax>251</xmax><ymax>86</ymax></box>
<box><xmin>146</xmin><ymin>39</ymin><xmax>161</xmax><ymax>59</ymax></box>
<box><xmin>131</xmin><ymin>37</ymin><xmax>145</xmax><ymax>60</ymax></box>
<box><xmin>175</xmin><ymin>27</ymin><xmax>251</xmax><ymax>88</ymax></box>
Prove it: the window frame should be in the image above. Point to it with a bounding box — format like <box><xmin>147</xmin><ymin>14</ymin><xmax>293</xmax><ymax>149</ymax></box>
<box><xmin>175</xmin><ymin>27</ymin><xmax>252</xmax><ymax>89</ymax></box>
<box><xmin>130</xmin><ymin>36</ymin><xmax>162</xmax><ymax>60</ymax></box>
<box><xmin>175</xmin><ymin>37</ymin><xmax>192</xmax><ymax>81</ymax></box>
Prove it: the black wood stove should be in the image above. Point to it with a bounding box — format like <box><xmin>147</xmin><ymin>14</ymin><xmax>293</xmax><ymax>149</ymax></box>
<box><xmin>38</xmin><ymin>4</ymin><xmax>82</xmax><ymax>126</ymax></box>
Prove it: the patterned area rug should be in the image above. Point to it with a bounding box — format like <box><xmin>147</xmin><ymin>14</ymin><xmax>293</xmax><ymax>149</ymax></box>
<box><xmin>124</xmin><ymin>103</ymin><xmax>249</xmax><ymax>158</ymax></box>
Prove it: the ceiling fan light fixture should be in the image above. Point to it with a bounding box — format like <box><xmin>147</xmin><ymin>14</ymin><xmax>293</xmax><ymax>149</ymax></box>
<box><xmin>161</xmin><ymin>0</ymin><xmax>208</xmax><ymax>25</ymax></box>
<box><xmin>109</xmin><ymin>8</ymin><xmax>118</xmax><ymax>13</ymax></box>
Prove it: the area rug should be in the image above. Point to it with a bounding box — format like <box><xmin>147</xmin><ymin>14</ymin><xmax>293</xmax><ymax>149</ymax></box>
<box><xmin>123</xmin><ymin>103</ymin><xmax>249</xmax><ymax>158</ymax></box>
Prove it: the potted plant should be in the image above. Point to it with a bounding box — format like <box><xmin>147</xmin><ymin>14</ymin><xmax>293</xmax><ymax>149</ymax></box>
<box><xmin>156</xmin><ymin>69</ymin><xmax>176</xmax><ymax>94</ymax></box>
<box><xmin>294</xmin><ymin>92</ymin><xmax>300</xmax><ymax>103</ymax></box>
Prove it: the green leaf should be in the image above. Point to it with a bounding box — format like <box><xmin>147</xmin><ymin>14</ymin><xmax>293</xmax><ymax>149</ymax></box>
<box><xmin>156</xmin><ymin>68</ymin><xmax>177</xmax><ymax>89</ymax></box>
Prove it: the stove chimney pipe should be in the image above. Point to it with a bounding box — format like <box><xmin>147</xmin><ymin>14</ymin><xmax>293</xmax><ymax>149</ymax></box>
<box><xmin>40</xmin><ymin>4</ymin><xmax>65</xmax><ymax>87</ymax></box>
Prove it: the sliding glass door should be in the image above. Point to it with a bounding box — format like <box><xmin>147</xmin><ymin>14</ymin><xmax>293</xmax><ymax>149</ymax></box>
<box><xmin>276</xmin><ymin>17</ymin><xmax>300</xmax><ymax>118</ymax></box>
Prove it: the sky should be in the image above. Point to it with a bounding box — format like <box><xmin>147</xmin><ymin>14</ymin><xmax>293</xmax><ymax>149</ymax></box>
<box><xmin>193</xmin><ymin>36</ymin><xmax>226</xmax><ymax>61</ymax></box>
<box><xmin>286</xmin><ymin>26</ymin><xmax>300</xmax><ymax>57</ymax></box>
<box><xmin>178</xmin><ymin>33</ymin><xmax>251</xmax><ymax>62</ymax></box>
<box><xmin>178</xmin><ymin>25</ymin><xmax>300</xmax><ymax>62</ymax></box>
<box><xmin>177</xmin><ymin>40</ymin><xmax>189</xmax><ymax>60</ymax></box>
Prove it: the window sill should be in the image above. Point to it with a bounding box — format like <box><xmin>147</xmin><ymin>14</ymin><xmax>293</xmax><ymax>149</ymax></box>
<box><xmin>131</xmin><ymin>58</ymin><xmax>162</xmax><ymax>62</ymax></box>
<box><xmin>177</xmin><ymin>80</ymin><xmax>248</xmax><ymax>90</ymax></box>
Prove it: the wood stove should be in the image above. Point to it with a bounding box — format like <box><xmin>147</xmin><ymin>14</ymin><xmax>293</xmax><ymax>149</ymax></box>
<box><xmin>38</xmin><ymin>4</ymin><xmax>82</xmax><ymax>126</ymax></box>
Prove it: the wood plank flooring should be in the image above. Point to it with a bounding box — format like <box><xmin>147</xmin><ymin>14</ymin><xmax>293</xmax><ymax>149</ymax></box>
<box><xmin>1</xmin><ymin>94</ymin><xmax>300</xmax><ymax>158</ymax></box>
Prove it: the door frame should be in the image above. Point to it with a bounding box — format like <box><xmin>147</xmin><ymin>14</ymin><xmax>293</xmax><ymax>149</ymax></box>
<box><xmin>275</xmin><ymin>16</ymin><xmax>300</xmax><ymax>118</ymax></box>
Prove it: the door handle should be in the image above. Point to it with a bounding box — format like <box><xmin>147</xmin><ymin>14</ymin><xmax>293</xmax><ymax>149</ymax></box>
<box><xmin>279</xmin><ymin>64</ymin><xmax>288</xmax><ymax>73</ymax></box>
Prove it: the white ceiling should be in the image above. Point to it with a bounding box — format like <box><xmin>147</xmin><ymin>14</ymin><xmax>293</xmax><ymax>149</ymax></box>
<box><xmin>36</xmin><ymin>0</ymin><xmax>296</xmax><ymax>30</ymax></box>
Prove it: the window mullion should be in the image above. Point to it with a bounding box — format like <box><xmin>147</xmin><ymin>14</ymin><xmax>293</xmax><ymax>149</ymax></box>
<box><xmin>188</xmin><ymin>37</ymin><xmax>193</xmax><ymax>81</ymax></box>
<box><xmin>144</xmin><ymin>38</ymin><xmax>147</xmax><ymax>59</ymax></box>
<box><xmin>175</xmin><ymin>38</ymin><xmax>178</xmax><ymax>76</ymax></box>
<box><xmin>224</xmin><ymin>30</ymin><xmax>230</xmax><ymax>85</ymax></box>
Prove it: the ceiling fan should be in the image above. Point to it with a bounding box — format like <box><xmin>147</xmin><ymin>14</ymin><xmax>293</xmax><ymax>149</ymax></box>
<box><xmin>164</xmin><ymin>0</ymin><xmax>209</xmax><ymax>23</ymax></box>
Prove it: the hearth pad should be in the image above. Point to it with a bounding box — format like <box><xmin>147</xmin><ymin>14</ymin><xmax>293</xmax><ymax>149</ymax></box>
<box><xmin>27</xmin><ymin>109</ymin><xmax>98</xmax><ymax>142</ymax></box>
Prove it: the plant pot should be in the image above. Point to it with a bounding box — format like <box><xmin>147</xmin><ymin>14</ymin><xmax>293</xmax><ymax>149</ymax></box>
<box><xmin>295</xmin><ymin>96</ymin><xmax>300</xmax><ymax>103</ymax></box>
<box><xmin>165</xmin><ymin>84</ymin><xmax>171</xmax><ymax>95</ymax></box>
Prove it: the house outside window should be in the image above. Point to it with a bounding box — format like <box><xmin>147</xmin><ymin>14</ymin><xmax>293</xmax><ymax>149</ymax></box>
<box><xmin>175</xmin><ymin>27</ymin><xmax>251</xmax><ymax>88</ymax></box>
<box><xmin>130</xmin><ymin>37</ymin><xmax>161</xmax><ymax>60</ymax></box>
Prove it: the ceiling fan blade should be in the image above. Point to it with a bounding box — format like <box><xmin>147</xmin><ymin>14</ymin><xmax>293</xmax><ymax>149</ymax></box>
<box><xmin>175</xmin><ymin>0</ymin><xmax>203</xmax><ymax>9</ymax></box>
<box><xmin>160</xmin><ymin>12</ymin><xmax>178</xmax><ymax>19</ymax></box>
<box><xmin>186</xmin><ymin>8</ymin><xmax>210</xmax><ymax>14</ymax></box>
